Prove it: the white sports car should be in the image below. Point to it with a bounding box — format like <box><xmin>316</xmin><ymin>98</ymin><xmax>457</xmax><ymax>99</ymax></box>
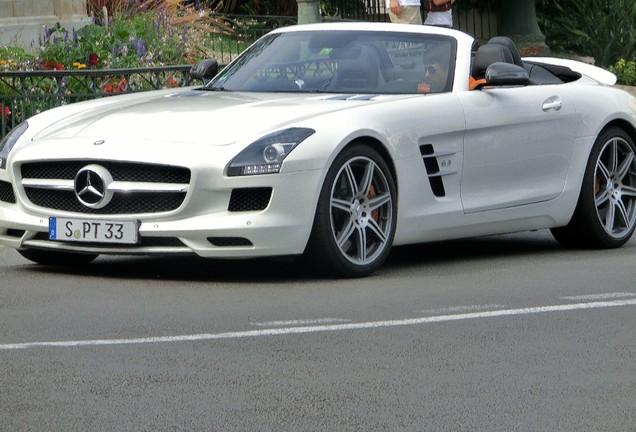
<box><xmin>0</xmin><ymin>22</ymin><xmax>635</xmax><ymax>277</ymax></box>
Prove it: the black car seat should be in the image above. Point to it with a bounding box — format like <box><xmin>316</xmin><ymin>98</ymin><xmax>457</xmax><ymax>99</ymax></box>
<box><xmin>488</xmin><ymin>36</ymin><xmax>564</xmax><ymax>85</ymax></box>
<box><xmin>471</xmin><ymin>43</ymin><xmax>515</xmax><ymax>80</ymax></box>
<box><xmin>330</xmin><ymin>45</ymin><xmax>380</xmax><ymax>92</ymax></box>
<box><xmin>487</xmin><ymin>36</ymin><xmax>524</xmax><ymax>68</ymax></box>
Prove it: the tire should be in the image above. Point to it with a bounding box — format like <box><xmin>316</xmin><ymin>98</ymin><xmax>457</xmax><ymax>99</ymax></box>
<box><xmin>551</xmin><ymin>127</ymin><xmax>636</xmax><ymax>248</ymax></box>
<box><xmin>18</xmin><ymin>248</ymin><xmax>98</xmax><ymax>266</ymax></box>
<box><xmin>305</xmin><ymin>143</ymin><xmax>397</xmax><ymax>278</ymax></box>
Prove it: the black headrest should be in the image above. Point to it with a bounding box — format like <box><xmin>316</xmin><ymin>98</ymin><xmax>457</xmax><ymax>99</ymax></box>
<box><xmin>472</xmin><ymin>44</ymin><xmax>514</xmax><ymax>78</ymax></box>
<box><xmin>488</xmin><ymin>36</ymin><xmax>524</xmax><ymax>67</ymax></box>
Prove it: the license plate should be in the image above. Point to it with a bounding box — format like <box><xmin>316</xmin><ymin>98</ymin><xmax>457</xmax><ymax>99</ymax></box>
<box><xmin>49</xmin><ymin>217</ymin><xmax>139</xmax><ymax>244</ymax></box>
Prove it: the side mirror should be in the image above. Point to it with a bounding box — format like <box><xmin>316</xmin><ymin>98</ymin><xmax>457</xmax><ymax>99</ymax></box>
<box><xmin>485</xmin><ymin>62</ymin><xmax>529</xmax><ymax>87</ymax></box>
<box><xmin>190</xmin><ymin>59</ymin><xmax>219</xmax><ymax>84</ymax></box>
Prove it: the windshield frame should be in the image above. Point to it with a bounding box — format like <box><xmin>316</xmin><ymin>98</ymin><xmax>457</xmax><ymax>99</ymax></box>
<box><xmin>204</xmin><ymin>30</ymin><xmax>458</xmax><ymax>95</ymax></box>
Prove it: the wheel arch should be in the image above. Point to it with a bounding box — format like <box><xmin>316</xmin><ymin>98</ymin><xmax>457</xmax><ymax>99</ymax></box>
<box><xmin>343</xmin><ymin>135</ymin><xmax>399</xmax><ymax>196</ymax></box>
<box><xmin>599</xmin><ymin>118</ymin><xmax>636</xmax><ymax>144</ymax></box>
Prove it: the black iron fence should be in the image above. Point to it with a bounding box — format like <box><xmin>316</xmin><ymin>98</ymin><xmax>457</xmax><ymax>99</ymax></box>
<box><xmin>0</xmin><ymin>65</ymin><xmax>195</xmax><ymax>138</ymax></box>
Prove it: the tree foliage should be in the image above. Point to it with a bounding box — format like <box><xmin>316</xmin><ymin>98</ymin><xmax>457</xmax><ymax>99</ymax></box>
<box><xmin>536</xmin><ymin>0</ymin><xmax>636</xmax><ymax>67</ymax></box>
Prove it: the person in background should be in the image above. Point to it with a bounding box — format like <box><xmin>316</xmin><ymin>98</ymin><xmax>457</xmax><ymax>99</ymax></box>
<box><xmin>387</xmin><ymin>0</ymin><xmax>423</xmax><ymax>24</ymax></box>
<box><xmin>424</xmin><ymin>0</ymin><xmax>456</xmax><ymax>28</ymax></box>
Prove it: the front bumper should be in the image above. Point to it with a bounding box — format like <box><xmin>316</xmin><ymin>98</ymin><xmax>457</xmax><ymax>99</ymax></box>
<box><xmin>0</xmin><ymin>168</ymin><xmax>324</xmax><ymax>259</ymax></box>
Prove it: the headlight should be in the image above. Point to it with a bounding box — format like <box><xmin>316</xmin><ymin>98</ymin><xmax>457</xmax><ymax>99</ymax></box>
<box><xmin>0</xmin><ymin>121</ymin><xmax>28</xmax><ymax>170</ymax></box>
<box><xmin>227</xmin><ymin>127</ymin><xmax>315</xmax><ymax>176</ymax></box>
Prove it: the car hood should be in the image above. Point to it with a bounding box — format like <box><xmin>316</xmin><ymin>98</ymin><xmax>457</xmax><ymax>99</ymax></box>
<box><xmin>31</xmin><ymin>89</ymin><xmax>386</xmax><ymax>146</ymax></box>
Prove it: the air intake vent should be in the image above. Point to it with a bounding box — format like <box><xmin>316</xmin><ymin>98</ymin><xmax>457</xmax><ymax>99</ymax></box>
<box><xmin>420</xmin><ymin>144</ymin><xmax>457</xmax><ymax>197</ymax></box>
<box><xmin>0</xmin><ymin>180</ymin><xmax>16</xmax><ymax>203</ymax></box>
<box><xmin>228</xmin><ymin>187</ymin><xmax>272</xmax><ymax>212</ymax></box>
<box><xmin>207</xmin><ymin>237</ymin><xmax>253</xmax><ymax>247</ymax></box>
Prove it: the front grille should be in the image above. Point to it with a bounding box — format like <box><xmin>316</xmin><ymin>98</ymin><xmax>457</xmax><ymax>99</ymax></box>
<box><xmin>25</xmin><ymin>188</ymin><xmax>186</xmax><ymax>215</ymax></box>
<box><xmin>228</xmin><ymin>187</ymin><xmax>272</xmax><ymax>212</ymax></box>
<box><xmin>20</xmin><ymin>160</ymin><xmax>190</xmax><ymax>215</ymax></box>
<box><xmin>0</xmin><ymin>180</ymin><xmax>16</xmax><ymax>203</ymax></box>
<box><xmin>21</xmin><ymin>161</ymin><xmax>190</xmax><ymax>183</ymax></box>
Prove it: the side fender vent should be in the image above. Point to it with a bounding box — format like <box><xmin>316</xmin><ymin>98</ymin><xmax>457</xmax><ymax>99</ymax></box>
<box><xmin>419</xmin><ymin>144</ymin><xmax>457</xmax><ymax>198</ymax></box>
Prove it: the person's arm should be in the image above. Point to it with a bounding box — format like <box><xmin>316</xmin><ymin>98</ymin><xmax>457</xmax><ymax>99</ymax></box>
<box><xmin>390</xmin><ymin>0</ymin><xmax>401</xmax><ymax>15</ymax></box>
<box><xmin>432</xmin><ymin>0</ymin><xmax>454</xmax><ymax>5</ymax></box>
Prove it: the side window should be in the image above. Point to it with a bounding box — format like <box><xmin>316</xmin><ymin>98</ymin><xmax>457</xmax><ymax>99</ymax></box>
<box><xmin>382</xmin><ymin>40</ymin><xmax>454</xmax><ymax>93</ymax></box>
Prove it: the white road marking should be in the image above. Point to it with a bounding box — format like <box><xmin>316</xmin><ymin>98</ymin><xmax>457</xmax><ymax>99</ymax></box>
<box><xmin>251</xmin><ymin>318</ymin><xmax>352</xmax><ymax>327</ymax></box>
<box><xmin>417</xmin><ymin>304</ymin><xmax>506</xmax><ymax>314</ymax></box>
<box><xmin>560</xmin><ymin>292</ymin><xmax>636</xmax><ymax>301</ymax></box>
<box><xmin>2</xmin><ymin>298</ymin><xmax>636</xmax><ymax>351</ymax></box>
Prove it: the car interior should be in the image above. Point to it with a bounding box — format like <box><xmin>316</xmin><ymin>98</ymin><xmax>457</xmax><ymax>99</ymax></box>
<box><xmin>236</xmin><ymin>33</ymin><xmax>580</xmax><ymax>94</ymax></box>
<box><xmin>472</xmin><ymin>36</ymin><xmax>582</xmax><ymax>86</ymax></box>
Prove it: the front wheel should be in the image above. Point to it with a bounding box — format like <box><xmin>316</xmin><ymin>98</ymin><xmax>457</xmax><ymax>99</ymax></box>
<box><xmin>551</xmin><ymin>127</ymin><xmax>636</xmax><ymax>248</ymax></box>
<box><xmin>305</xmin><ymin>144</ymin><xmax>397</xmax><ymax>278</ymax></box>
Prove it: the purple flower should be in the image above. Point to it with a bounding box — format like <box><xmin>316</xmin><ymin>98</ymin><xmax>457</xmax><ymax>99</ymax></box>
<box><xmin>136</xmin><ymin>39</ymin><xmax>147</xmax><ymax>58</ymax></box>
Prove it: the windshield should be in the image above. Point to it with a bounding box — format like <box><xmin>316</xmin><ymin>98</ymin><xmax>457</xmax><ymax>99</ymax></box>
<box><xmin>205</xmin><ymin>30</ymin><xmax>456</xmax><ymax>94</ymax></box>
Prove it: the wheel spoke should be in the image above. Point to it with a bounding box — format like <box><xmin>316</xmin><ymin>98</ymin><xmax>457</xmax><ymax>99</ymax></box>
<box><xmin>596</xmin><ymin>159</ymin><xmax>611</xmax><ymax>181</ymax></box>
<box><xmin>359</xmin><ymin>161</ymin><xmax>374</xmax><ymax>196</ymax></box>
<box><xmin>604</xmin><ymin>201</ymin><xmax>616</xmax><ymax>233</ymax></box>
<box><xmin>622</xmin><ymin>185</ymin><xmax>636</xmax><ymax>198</ymax></box>
<box><xmin>355</xmin><ymin>225</ymin><xmax>367</xmax><ymax>262</ymax></box>
<box><xmin>336</xmin><ymin>217</ymin><xmax>356</xmax><ymax>248</ymax></box>
<box><xmin>331</xmin><ymin>197</ymin><xmax>351</xmax><ymax>213</ymax></box>
<box><xmin>608</xmin><ymin>139</ymin><xmax>619</xmax><ymax>173</ymax></box>
<box><xmin>367</xmin><ymin>217</ymin><xmax>388</xmax><ymax>244</ymax></box>
<box><xmin>343</xmin><ymin>164</ymin><xmax>359</xmax><ymax>195</ymax></box>
<box><xmin>369</xmin><ymin>192</ymin><xmax>391</xmax><ymax>211</ymax></box>
<box><xmin>595</xmin><ymin>188</ymin><xmax>611</xmax><ymax>207</ymax></box>
<box><xmin>616</xmin><ymin>151</ymin><xmax>635</xmax><ymax>181</ymax></box>
<box><xmin>615</xmin><ymin>199</ymin><xmax>631</xmax><ymax>231</ymax></box>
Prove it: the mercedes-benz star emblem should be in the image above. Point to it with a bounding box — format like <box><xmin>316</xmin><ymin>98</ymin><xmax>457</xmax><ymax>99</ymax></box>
<box><xmin>74</xmin><ymin>164</ymin><xmax>114</xmax><ymax>209</ymax></box>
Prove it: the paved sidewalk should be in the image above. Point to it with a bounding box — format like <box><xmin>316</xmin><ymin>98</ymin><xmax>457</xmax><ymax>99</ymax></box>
<box><xmin>615</xmin><ymin>85</ymin><xmax>636</xmax><ymax>96</ymax></box>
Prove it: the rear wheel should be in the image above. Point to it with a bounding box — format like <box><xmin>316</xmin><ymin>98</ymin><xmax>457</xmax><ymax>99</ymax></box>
<box><xmin>551</xmin><ymin>127</ymin><xmax>636</xmax><ymax>248</ymax></box>
<box><xmin>305</xmin><ymin>143</ymin><xmax>397</xmax><ymax>278</ymax></box>
<box><xmin>18</xmin><ymin>248</ymin><xmax>98</xmax><ymax>266</ymax></box>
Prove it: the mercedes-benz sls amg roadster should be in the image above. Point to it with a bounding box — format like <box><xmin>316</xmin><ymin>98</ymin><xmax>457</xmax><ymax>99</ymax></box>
<box><xmin>1</xmin><ymin>22</ymin><xmax>635</xmax><ymax>277</ymax></box>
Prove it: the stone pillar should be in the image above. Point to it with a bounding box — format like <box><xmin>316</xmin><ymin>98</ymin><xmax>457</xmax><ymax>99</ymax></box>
<box><xmin>0</xmin><ymin>0</ymin><xmax>92</xmax><ymax>51</ymax></box>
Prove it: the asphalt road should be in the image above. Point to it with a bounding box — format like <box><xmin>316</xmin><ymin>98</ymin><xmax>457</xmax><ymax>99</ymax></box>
<box><xmin>1</xmin><ymin>230</ymin><xmax>635</xmax><ymax>431</ymax></box>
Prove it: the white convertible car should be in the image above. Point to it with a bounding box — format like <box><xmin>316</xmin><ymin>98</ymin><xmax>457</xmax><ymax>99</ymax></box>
<box><xmin>0</xmin><ymin>22</ymin><xmax>635</xmax><ymax>277</ymax></box>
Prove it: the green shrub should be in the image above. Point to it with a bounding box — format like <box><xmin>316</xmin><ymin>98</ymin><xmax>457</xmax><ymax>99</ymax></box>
<box><xmin>537</xmin><ymin>0</ymin><xmax>636</xmax><ymax>68</ymax></box>
<box><xmin>610</xmin><ymin>58</ymin><xmax>636</xmax><ymax>85</ymax></box>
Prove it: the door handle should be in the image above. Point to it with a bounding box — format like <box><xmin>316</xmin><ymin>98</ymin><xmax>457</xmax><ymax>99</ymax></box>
<box><xmin>542</xmin><ymin>97</ymin><xmax>562</xmax><ymax>112</ymax></box>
